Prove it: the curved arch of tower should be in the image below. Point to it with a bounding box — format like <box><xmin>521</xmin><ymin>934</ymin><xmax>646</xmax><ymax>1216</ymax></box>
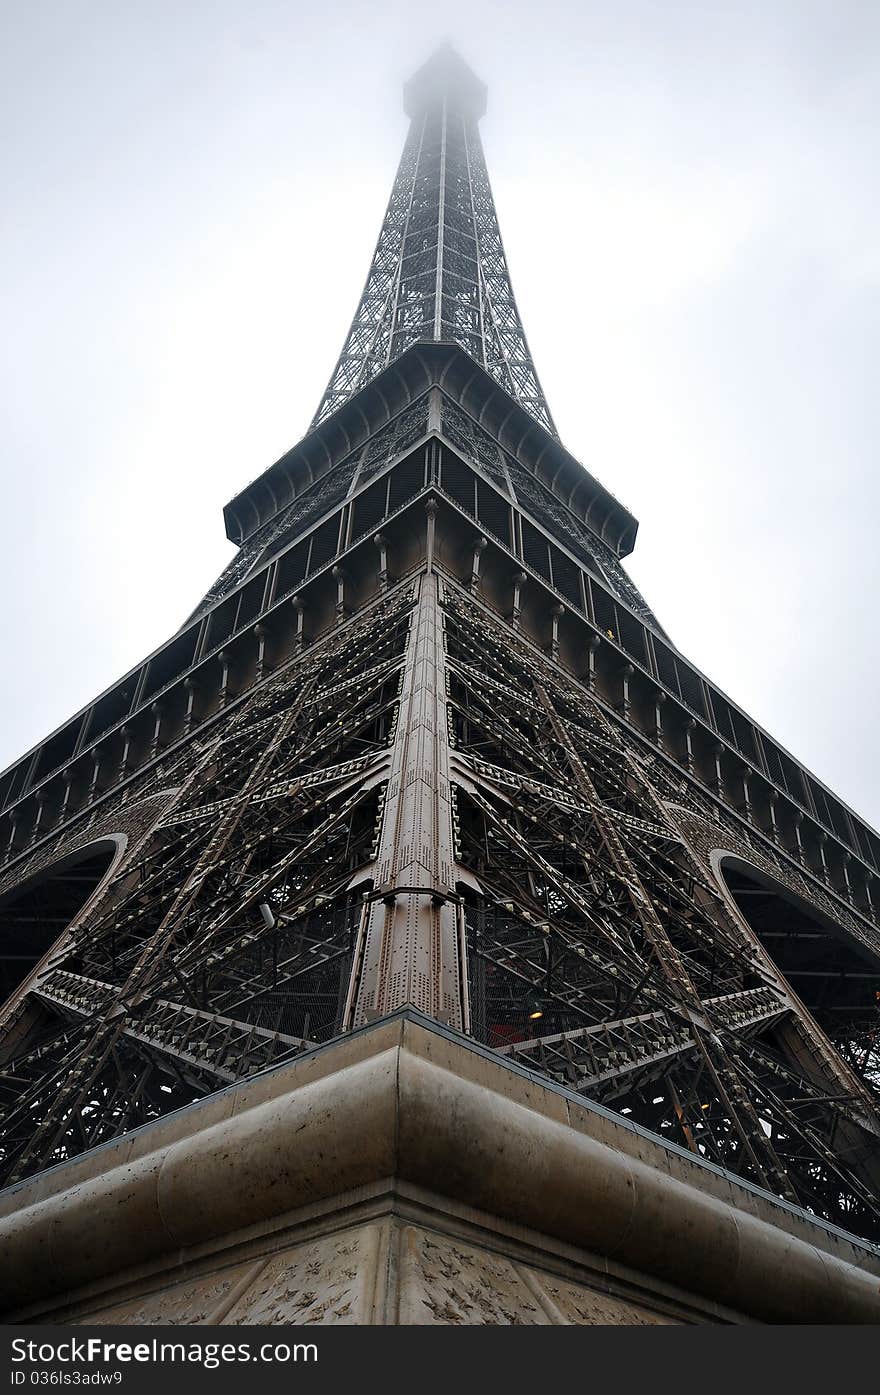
<box><xmin>2</xmin><ymin>47</ymin><xmax>879</xmax><ymax>1326</ymax></box>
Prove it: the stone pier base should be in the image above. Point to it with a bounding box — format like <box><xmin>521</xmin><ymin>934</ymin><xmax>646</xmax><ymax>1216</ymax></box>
<box><xmin>2</xmin><ymin>1012</ymin><xmax>879</xmax><ymax>1325</ymax></box>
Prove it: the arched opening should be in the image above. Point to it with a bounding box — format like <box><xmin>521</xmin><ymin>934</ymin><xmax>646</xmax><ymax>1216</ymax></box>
<box><xmin>716</xmin><ymin>855</ymin><xmax>880</xmax><ymax>1088</ymax></box>
<box><xmin>0</xmin><ymin>840</ymin><xmax>119</xmax><ymax>1006</ymax></box>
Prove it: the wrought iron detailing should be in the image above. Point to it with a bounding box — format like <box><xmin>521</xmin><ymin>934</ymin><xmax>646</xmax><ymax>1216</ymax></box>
<box><xmin>0</xmin><ymin>586</ymin><xmax>414</xmax><ymax>1186</ymax></box>
<box><xmin>311</xmin><ymin>47</ymin><xmax>556</xmax><ymax>437</ymax></box>
<box><xmin>442</xmin><ymin>586</ymin><xmax>880</xmax><ymax>1242</ymax></box>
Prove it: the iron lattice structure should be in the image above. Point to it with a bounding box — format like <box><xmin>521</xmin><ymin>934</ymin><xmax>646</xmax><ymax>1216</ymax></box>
<box><xmin>311</xmin><ymin>47</ymin><xmax>556</xmax><ymax>436</ymax></box>
<box><xmin>2</xmin><ymin>48</ymin><xmax>880</xmax><ymax>1248</ymax></box>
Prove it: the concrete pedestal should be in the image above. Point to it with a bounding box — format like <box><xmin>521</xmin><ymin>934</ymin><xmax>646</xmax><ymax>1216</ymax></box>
<box><xmin>2</xmin><ymin>1013</ymin><xmax>879</xmax><ymax>1325</ymax></box>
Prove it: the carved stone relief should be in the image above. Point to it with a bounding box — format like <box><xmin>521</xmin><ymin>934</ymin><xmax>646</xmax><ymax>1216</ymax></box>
<box><xmin>71</xmin><ymin>1259</ymin><xmax>261</xmax><ymax>1326</ymax></box>
<box><xmin>61</xmin><ymin>1219</ymin><xmax>683</xmax><ymax>1326</ymax></box>
<box><xmin>396</xmin><ymin>1225</ymin><xmax>678</xmax><ymax>1325</ymax></box>
<box><xmin>529</xmin><ymin>1271</ymin><xmax>676</xmax><ymax>1325</ymax></box>
<box><xmin>223</xmin><ymin>1224</ymin><xmax>386</xmax><ymax>1325</ymax></box>
<box><xmin>397</xmin><ymin>1226</ymin><xmax>548</xmax><ymax>1324</ymax></box>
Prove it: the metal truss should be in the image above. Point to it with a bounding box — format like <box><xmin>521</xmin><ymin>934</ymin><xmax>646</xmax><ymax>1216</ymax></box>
<box><xmin>0</xmin><ymin>584</ymin><xmax>415</xmax><ymax>1185</ymax></box>
<box><xmin>442</xmin><ymin>582</ymin><xmax>880</xmax><ymax>1240</ymax></box>
<box><xmin>311</xmin><ymin>51</ymin><xmax>556</xmax><ymax>436</ymax></box>
<box><xmin>3</xmin><ymin>536</ymin><xmax>880</xmax><ymax>1241</ymax></box>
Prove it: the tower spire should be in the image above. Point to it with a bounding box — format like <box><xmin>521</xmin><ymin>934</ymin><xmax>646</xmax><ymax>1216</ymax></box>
<box><xmin>311</xmin><ymin>46</ymin><xmax>556</xmax><ymax>436</ymax></box>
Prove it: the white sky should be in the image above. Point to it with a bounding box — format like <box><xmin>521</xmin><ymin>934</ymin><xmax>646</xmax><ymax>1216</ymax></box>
<box><xmin>1</xmin><ymin>1</ymin><xmax>878</xmax><ymax>829</ymax></box>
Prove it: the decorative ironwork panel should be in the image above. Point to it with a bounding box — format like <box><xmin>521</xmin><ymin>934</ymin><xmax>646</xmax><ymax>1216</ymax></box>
<box><xmin>442</xmin><ymin>581</ymin><xmax>880</xmax><ymax>1242</ymax></box>
<box><xmin>0</xmin><ymin>585</ymin><xmax>416</xmax><ymax>1185</ymax></box>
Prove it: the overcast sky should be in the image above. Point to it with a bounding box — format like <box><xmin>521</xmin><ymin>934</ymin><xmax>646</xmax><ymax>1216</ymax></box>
<box><xmin>1</xmin><ymin>1</ymin><xmax>878</xmax><ymax>831</ymax></box>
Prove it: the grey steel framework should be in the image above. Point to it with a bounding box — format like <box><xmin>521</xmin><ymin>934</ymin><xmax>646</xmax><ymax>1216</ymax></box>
<box><xmin>311</xmin><ymin>47</ymin><xmax>556</xmax><ymax>437</ymax></box>
<box><xmin>2</xmin><ymin>48</ymin><xmax>880</xmax><ymax>1247</ymax></box>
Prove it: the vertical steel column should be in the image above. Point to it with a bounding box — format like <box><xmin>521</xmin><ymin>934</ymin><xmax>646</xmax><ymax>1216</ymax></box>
<box><xmin>348</xmin><ymin>572</ymin><xmax>463</xmax><ymax>1029</ymax></box>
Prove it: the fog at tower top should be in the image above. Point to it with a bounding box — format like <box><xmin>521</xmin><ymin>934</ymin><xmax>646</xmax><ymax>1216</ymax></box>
<box><xmin>312</xmin><ymin>45</ymin><xmax>556</xmax><ymax>437</ymax></box>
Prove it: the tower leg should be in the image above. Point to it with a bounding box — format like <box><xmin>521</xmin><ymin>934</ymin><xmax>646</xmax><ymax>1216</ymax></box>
<box><xmin>348</xmin><ymin>574</ymin><xmax>464</xmax><ymax>1028</ymax></box>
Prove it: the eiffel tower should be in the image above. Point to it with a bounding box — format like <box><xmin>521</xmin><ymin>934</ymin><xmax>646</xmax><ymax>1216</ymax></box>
<box><xmin>2</xmin><ymin>47</ymin><xmax>880</xmax><ymax>1325</ymax></box>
